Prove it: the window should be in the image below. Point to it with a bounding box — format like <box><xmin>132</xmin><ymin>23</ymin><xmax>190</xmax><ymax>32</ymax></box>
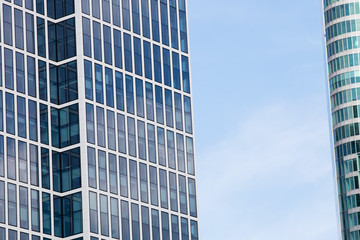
<box><xmin>146</xmin><ymin>82</ymin><xmax>154</xmax><ymax>120</ymax></box>
<box><xmin>112</xmin><ymin>0</ymin><xmax>121</xmax><ymax>27</ymax></box>
<box><xmin>179</xmin><ymin>175</ymin><xmax>187</xmax><ymax>214</ymax></box>
<box><xmin>96</xmin><ymin>107</ymin><xmax>106</xmax><ymax>147</ymax></box>
<box><xmin>47</xmin><ymin>0</ymin><xmax>75</xmax><ymax>19</ymax></box>
<box><xmin>110</xmin><ymin>197</ymin><xmax>120</xmax><ymax>239</ymax></box>
<box><xmin>85</xmin><ymin>60</ymin><xmax>93</xmax><ymax>99</ymax></box>
<box><xmin>186</xmin><ymin>137</ymin><xmax>195</xmax><ymax>175</ymax></box>
<box><xmin>159</xmin><ymin>169</ymin><xmax>168</xmax><ymax>209</ymax></box>
<box><xmin>88</xmin><ymin>147</ymin><xmax>97</xmax><ymax>188</ymax></box>
<box><xmin>182</xmin><ymin>56</ymin><xmax>190</xmax><ymax>93</ymax></box>
<box><xmin>49</xmin><ymin>61</ymin><xmax>78</xmax><ymax>104</ymax></box>
<box><xmin>170</xmin><ymin>1</ymin><xmax>178</xmax><ymax>49</ymax></box>
<box><xmin>102</xmin><ymin>0</ymin><xmax>110</xmax><ymax>22</ymax></box>
<box><xmin>27</xmin><ymin>57</ymin><xmax>36</xmax><ymax>97</ymax></box>
<box><xmin>161</xmin><ymin>212</ymin><xmax>170</xmax><ymax>240</ymax></box>
<box><xmin>165</xmin><ymin>89</ymin><xmax>174</xmax><ymax>127</ymax></box>
<box><xmin>28</xmin><ymin>100</ymin><xmax>37</xmax><ymax>141</ymax></box>
<box><xmin>128</xmin><ymin>117</ymin><xmax>137</xmax><ymax>156</ymax></box>
<box><xmin>121</xmin><ymin>200</ymin><xmax>130</xmax><ymax>240</ymax></box>
<box><xmin>89</xmin><ymin>191</ymin><xmax>98</xmax><ymax>233</ymax></box>
<box><xmin>17</xmin><ymin>96</ymin><xmax>27</xmax><ymax>138</ymax></box>
<box><xmin>93</xmin><ymin>21</ymin><xmax>102</xmax><ymax>61</ymax></box>
<box><xmin>160</xmin><ymin>0</ymin><xmax>169</xmax><ymax>45</ymax></box>
<box><xmin>107</xmin><ymin>110</ymin><xmax>116</xmax><ymax>150</ymax></box>
<box><xmin>153</xmin><ymin>45</ymin><xmax>162</xmax><ymax>83</ymax></box>
<box><xmin>138</xmin><ymin>120</ymin><xmax>146</xmax><ymax>160</ymax></box>
<box><xmin>20</xmin><ymin>186</ymin><xmax>29</xmax><ymax>229</ymax></box>
<box><xmin>124</xmin><ymin>34</ymin><xmax>133</xmax><ymax>72</ymax></box>
<box><xmin>148</xmin><ymin>124</ymin><xmax>156</xmax><ymax>163</ymax></box>
<box><xmin>184</xmin><ymin>96</ymin><xmax>193</xmax><ymax>133</ymax></box>
<box><xmin>116</xmin><ymin>71</ymin><xmax>125</xmax><ymax>110</ymax></box>
<box><xmin>122</xmin><ymin>0</ymin><xmax>131</xmax><ymax>30</ymax></box>
<box><xmin>144</xmin><ymin>41</ymin><xmax>152</xmax><ymax>79</ymax></box>
<box><xmin>142</xmin><ymin>206</ymin><xmax>150</xmax><ymax>240</ymax></box>
<box><xmin>38</xmin><ymin>60</ymin><xmax>47</xmax><ymax>100</ymax></box>
<box><xmin>136</xmin><ymin>79</ymin><xmax>144</xmax><ymax>117</ymax></box>
<box><xmin>131</xmin><ymin>203</ymin><xmax>140</xmax><ymax>240</ymax></box>
<box><xmin>26</xmin><ymin>13</ymin><xmax>35</xmax><ymax>53</ymax></box>
<box><xmin>150</xmin><ymin>166</ymin><xmax>158</xmax><ymax>206</ymax></box>
<box><xmin>171</xmin><ymin>215</ymin><xmax>180</xmax><ymax>240</ymax></box>
<box><xmin>172</xmin><ymin>52</ymin><xmax>181</xmax><ymax>90</ymax></box>
<box><xmin>17</xmin><ymin>55</ymin><xmax>25</xmax><ymax>92</ymax></box>
<box><xmin>151</xmin><ymin>0</ymin><xmax>160</xmax><ymax>42</ymax></box>
<box><xmin>82</xmin><ymin>0</ymin><xmax>90</xmax><ymax>14</ymax></box>
<box><xmin>7</xmin><ymin>138</ymin><xmax>16</xmax><ymax>180</ymax></box>
<box><xmin>8</xmin><ymin>184</ymin><xmax>17</xmax><ymax>227</ymax></box>
<box><xmin>152</xmin><ymin>209</ymin><xmax>160</xmax><ymax>240</ymax></box>
<box><xmin>15</xmin><ymin>9</ymin><xmax>24</xmax><ymax>50</ymax></box>
<box><xmin>18</xmin><ymin>141</ymin><xmax>28</xmax><ymax>183</ymax></box>
<box><xmin>190</xmin><ymin>220</ymin><xmax>199</xmax><ymax>240</ymax></box>
<box><xmin>52</xmin><ymin>148</ymin><xmax>81</xmax><ymax>193</ymax></box>
<box><xmin>114</xmin><ymin>30</ymin><xmax>123</xmax><ymax>68</ymax></box>
<box><xmin>37</xmin><ymin>17</ymin><xmax>46</xmax><ymax>57</ymax></box>
<box><xmin>95</xmin><ymin>64</ymin><xmax>104</xmax><ymax>103</ymax></box>
<box><xmin>167</xmin><ymin>131</ymin><xmax>176</xmax><ymax>169</ymax></box>
<box><xmin>43</xmin><ymin>193</ymin><xmax>51</xmax><ymax>234</ymax></box>
<box><xmin>157</xmin><ymin>127</ymin><xmax>166</xmax><ymax>166</ymax></box>
<box><xmin>176</xmin><ymin>134</ymin><xmax>185</xmax><ymax>172</ymax></box>
<box><xmin>181</xmin><ymin>217</ymin><xmax>189</xmax><ymax>240</ymax></box>
<box><xmin>98</xmin><ymin>150</ymin><xmax>107</xmax><ymax>191</ymax></box>
<box><xmin>188</xmin><ymin>178</ymin><xmax>197</xmax><ymax>217</ymax></box>
<box><xmin>0</xmin><ymin>137</ymin><xmax>3</xmax><ymax>178</ymax></box>
<box><xmin>0</xmin><ymin>181</ymin><xmax>4</xmax><ymax>223</ymax></box>
<box><xmin>5</xmin><ymin>48</ymin><xmax>14</xmax><ymax>90</ymax></box>
<box><xmin>130</xmin><ymin>160</ymin><xmax>139</xmax><ymax>200</ymax></box>
<box><xmin>105</xmin><ymin>68</ymin><xmax>114</xmax><ymax>107</ymax></box>
<box><xmin>104</xmin><ymin>25</ymin><xmax>112</xmax><ymax>64</ymax></box>
<box><xmin>117</xmin><ymin>113</ymin><xmax>127</xmax><ymax>154</ymax></box>
<box><xmin>92</xmin><ymin>0</ymin><xmax>100</xmax><ymax>18</ymax></box>
<box><xmin>30</xmin><ymin>145</ymin><xmax>39</xmax><ymax>186</ymax></box>
<box><xmin>132</xmin><ymin>0</ymin><xmax>140</xmax><ymax>34</ymax></box>
<box><xmin>40</xmin><ymin>104</ymin><xmax>49</xmax><ymax>145</ymax></box>
<box><xmin>126</xmin><ymin>75</ymin><xmax>135</xmax><ymax>114</ymax></box>
<box><xmin>119</xmin><ymin>157</ymin><xmax>128</xmax><ymax>197</ymax></box>
<box><xmin>134</xmin><ymin>37</ymin><xmax>142</xmax><ymax>76</ymax></box>
<box><xmin>109</xmin><ymin>153</ymin><xmax>118</xmax><ymax>194</ymax></box>
<box><xmin>41</xmin><ymin>148</ymin><xmax>50</xmax><ymax>189</ymax></box>
<box><xmin>169</xmin><ymin>172</ymin><xmax>178</xmax><ymax>211</ymax></box>
<box><xmin>3</xmin><ymin>5</ymin><xmax>13</xmax><ymax>46</ymax></box>
<box><xmin>86</xmin><ymin>103</ymin><xmax>95</xmax><ymax>144</ymax></box>
<box><xmin>140</xmin><ymin>163</ymin><xmax>148</xmax><ymax>203</ymax></box>
<box><xmin>163</xmin><ymin>49</ymin><xmax>171</xmax><ymax>86</ymax></box>
<box><xmin>156</xmin><ymin>86</ymin><xmax>164</xmax><ymax>124</ymax></box>
<box><xmin>174</xmin><ymin>93</ymin><xmax>183</xmax><ymax>130</ymax></box>
<box><xmin>31</xmin><ymin>190</ymin><xmax>40</xmax><ymax>232</ymax></box>
<box><xmin>83</xmin><ymin>17</ymin><xmax>92</xmax><ymax>57</ymax></box>
<box><xmin>100</xmin><ymin>194</ymin><xmax>109</xmax><ymax>236</ymax></box>
<box><xmin>142</xmin><ymin>0</ymin><xmax>150</xmax><ymax>38</ymax></box>
<box><xmin>179</xmin><ymin>2</ymin><xmax>188</xmax><ymax>52</ymax></box>
<box><xmin>48</xmin><ymin>18</ymin><xmax>76</xmax><ymax>61</ymax></box>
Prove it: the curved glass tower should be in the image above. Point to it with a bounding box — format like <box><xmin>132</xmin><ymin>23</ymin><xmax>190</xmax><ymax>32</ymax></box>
<box><xmin>0</xmin><ymin>0</ymin><xmax>200</xmax><ymax>239</ymax></box>
<box><xmin>323</xmin><ymin>1</ymin><xmax>360</xmax><ymax>239</ymax></box>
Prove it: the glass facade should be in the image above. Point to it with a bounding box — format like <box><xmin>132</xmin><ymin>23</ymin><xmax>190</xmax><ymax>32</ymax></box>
<box><xmin>324</xmin><ymin>1</ymin><xmax>360</xmax><ymax>239</ymax></box>
<box><xmin>0</xmin><ymin>0</ymin><xmax>199</xmax><ymax>239</ymax></box>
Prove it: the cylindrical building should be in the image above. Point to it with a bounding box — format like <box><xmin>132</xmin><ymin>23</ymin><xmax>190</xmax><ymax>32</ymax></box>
<box><xmin>323</xmin><ymin>1</ymin><xmax>360</xmax><ymax>239</ymax></box>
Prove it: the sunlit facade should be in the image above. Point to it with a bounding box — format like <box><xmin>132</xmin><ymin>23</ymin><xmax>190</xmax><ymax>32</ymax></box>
<box><xmin>0</xmin><ymin>0</ymin><xmax>199</xmax><ymax>239</ymax></box>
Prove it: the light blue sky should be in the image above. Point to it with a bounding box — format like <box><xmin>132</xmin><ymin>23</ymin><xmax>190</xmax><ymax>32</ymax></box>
<box><xmin>188</xmin><ymin>0</ymin><xmax>338</xmax><ymax>239</ymax></box>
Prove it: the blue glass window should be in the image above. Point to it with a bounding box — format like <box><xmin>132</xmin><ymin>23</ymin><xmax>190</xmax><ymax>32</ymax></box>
<box><xmin>37</xmin><ymin>17</ymin><xmax>46</xmax><ymax>57</ymax></box>
<box><xmin>159</xmin><ymin>169</ymin><xmax>168</xmax><ymax>208</ymax></box>
<box><xmin>0</xmin><ymin>181</ymin><xmax>4</xmax><ymax>223</ymax></box>
<box><xmin>8</xmin><ymin>183</ymin><xmax>17</xmax><ymax>226</ymax></box>
<box><xmin>15</xmin><ymin>9</ymin><xmax>24</xmax><ymax>50</ymax></box>
<box><xmin>93</xmin><ymin>21</ymin><xmax>102</xmax><ymax>61</ymax></box>
<box><xmin>126</xmin><ymin>75</ymin><xmax>135</xmax><ymax>114</ymax></box>
<box><xmin>27</xmin><ymin>57</ymin><xmax>36</xmax><ymax>97</ymax></box>
<box><xmin>26</xmin><ymin>0</ymin><xmax>33</xmax><ymax>10</ymax></box>
<box><xmin>128</xmin><ymin>117</ymin><xmax>137</xmax><ymax>157</ymax></box>
<box><xmin>153</xmin><ymin>45</ymin><xmax>162</xmax><ymax>83</ymax></box>
<box><xmin>152</xmin><ymin>209</ymin><xmax>160</xmax><ymax>240</ymax></box>
<box><xmin>36</xmin><ymin>0</ymin><xmax>44</xmax><ymax>14</ymax></box>
<box><xmin>40</xmin><ymin>104</ymin><xmax>49</xmax><ymax>144</ymax></box>
<box><xmin>179</xmin><ymin>3</ymin><xmax>188</xmax><ymax>52</ymax></box>
<box><xmin>117</xmin><ymin>113</ymin><xmax>127</xmax><ymax>153</ymax></box>
<box><xmin>114</xmin><ymin>29</ymin><xmax>123</xmax><ymax>69</ymax></box>
<box><xmin>157</xmin><ymin>127</ymin><xmax>166</xmax><ymax>166</ymax></box>
<box><xmin>165</xmin><ymin>89</ymin><xmax>174</xmax><ymax>127</ymax></box>
<box><xmin>96</xmin><ymin>107</ymin><xmax>106</xmax><ymax>147</ymax></box>
<box><xmin>31</xmin><ymin>190</ymin><xmax>40</xmax><ymax>232</ymax></box>
<box><xmin>176</xmin><ymin>133</ymin><xmax>185</xmax><ymax>172</ymax></box>
<box><xmin>182</xmin><ymin>56</ymin><xmax>190</xmax><ymax>93</ymax></box>
<box><xmin>132</xmin><ymin>0</ymin><xmax>140</xmax><ymax>34</ymax></box>
<box><xmin>89</xmin><ymin>191</ymin><xmax>98</xmax><ymax>233</ymax></box>
<box><xmin>7</xmin><ymin>138</ymin><xmax>16</xmax><ymax>180</ymax></box>
<box><xmin>124</xmin><ymin>33</ymin><xmax>133</xmax><ymax>72</ymax></box>
<box><xmin>20</xmin><ymin>186</ymin><xmax>29</xmax><ymax>229</ymax></box>
<box><xmin>95</xmin><ymin>64</ymin><xmax>104</xmax><ymax>104</ymax></box>
<box><xmin>170</xmin><ymin>1</ymin><xmax>178</xmax><ymax>49</ymax></box>
<box><xmin>5</xmin><ymin>48</ymin><xmax>14</xmax><ymax>90</ymax></box>
<box><xmin>138</xmin><ymin>120</ymin><xmax>146</xmax><ymax>159</ymax></box>
<box><xmin>82</xmin><ymin>0</ymin><xmax>90</xmax><ymax>14</ymax></box>
<box><xmin>122</xmin><ymin>0</ymin><xmax>131</xmax><ymax>30</ymax></box>
<box><xmin>38</xmin><ymin>60</ymin><xmax>47</xmax><ymax>101</ymax></box>
<box><xmin>150</xmin><ymin>166</ymin><xmax>158</xmax><ymax>205</ymax></box>
<box><xmin>116</xmin><ymin>71</ymin><xmax>125</xmax><ymax>111</ymax></box>
<box><xmin>107</xmin><ymin>110</ymin><xmax>116</xmax><ymax>150</ymax></box>
<box><xmin>52</xmin><ymin>148</ymin><xmax>81</xmax><ymax>193</ymax></box>
<box><xmin>169</xmin><ymin>173</ymin><xmax>178</xmax><ymax>211</ymax></box>
<box><xmin>88</xmin><ymin>147</ymin><xmax>96</xmax><ymax>188</ymax></box>
<box><xmin>141</xmin><ymin>206</ymin><xmax>150</xmax><ymax>240</ymax></box>
<box><xmin>144</xmin><ymin>41</ymin><xmax>152</xmax><ymax>79</ymax></box>
<box><xmin>148</xmin><ymin>124</ymin><xmax>156</xmax><ymax>163</ymax></box>
<box><xmin>86</xmin><ymin>103</ymin><xmax>95</xmax><ymax>144</ymax></box>
<box><xmin>85</xmin><ymin>60</ymin><xmax>93</xmax><ymax>100</ymax></box>
<box><xmin>167</xmin><ymin>131</ymin><xmax>175</xmax><ymax>169</ymax></box>
<box><xmin>41</xmin><ymin>148</ymin><xmax>50</xmax><ymax>189</ymax></box>
<box><xmin>188</xmin><ymin>178</ymin><xmax>197</xmax><ymax>217</ymax></box>
<box><xmin>172</xmin><ymin>52</ymin><xmax>181</xmax><ymax>90</ymax></box>
<box><xmin>105</xmin><ymin>68</ymin><xmax>114</xmax><ymax>107</ymax></box>
<box><xmin>146</xmin><ymin>82</ymin><xmax>154</xmax><ymax>120</ymax></box>
<box><xmin>174</xmin><ymin>93</ymin><xmax>183</xmax><ymax>130</ymax></box>
<box><xmin>129</xmin><ymin>160</ymin><xmax>138</xmax><ymax>200</ymax></box>
<box><xmin>131</xmin><ymin>203</ymin><xmax>140</xmax><ymax>240</ymax></box>
<box><xmin>151</xmin><ymin>0</ymin><xmax>160</xmax><ymax>42</ymax></box>
<box><xmin>139</xmin><ymin>163</ymin><xmax>148</xmax><ymax>203</ymax></box>
<box><xmin>102</xmin><ymin>0</ymin><xmax>110</xmax><ymax>22</ymax></box>
<box><xmin>160</xmin><ymin>1</ymin><xmax>169</xmax><ymax>45</ymax></box>
<box><xmin>100</xmin><ymin>194</ymin><xmax>109</xmax><ymax>236</ymax></box>
<box><xmin>136</xmin><ymin>79</ymin><xmax>144</xmax><ymax>117</ymax></box>
<box><xmin>82</xmin><ymin>17</ymin><xmax>92</xmax><ymax>57</ymax></box>
<box><xmin>92</xmin><ymin>0</ymin><xmax>100</xmax><ymax>18</ymax></box>
<box><xmin>16</xmin><ymin>53</ymin><xmax>25</xmax><ymax>93</ymax></box>
<box><xmin>104</xmin><ymin>25</ymin><xmax>112</xmax><ymax>65</ymax></box>
<box><xmin>179</xmin><ymin>175</ymin><xmax>187</xmax><ymax>214</ymax></box>
<box><xmin>190</xmin><ymin>220</ymin><xmax>198</xmax><ymax>240</ymax></box>
<box><xmin>186</xmin><ymin>137</ymin><xmax>195</xmax><ymax>175</ymax></box>
<box><xmin>161</xmin><ymin>212</ymin><xmax>170</xmax><ymax>240</ymax></box>
<box><xmin>112</xmin><ymin>0</ymin><xmax>121</xmax><ymax>27</ymax></box>
<box><xmin>3</xmin><ymin>5</ymin><xmax>13</xmax><ymax>46</ymax></box>
<box><xmin>30</xmin><ymin>145</ymin><xmax>39</xmax><ymax>186</ymax></box>
<box><xmin>184</xmin><ymin>96</ymin><xmax>193</xmax><ymax>133</ymax></box>
<box><xmin>28</xmin><ymin>100</ymin><xmax>38</xmax><ymax>141</ymax></box>
<box><xmin>42</xmin><ymin>192</ymin><xmax>51</xmax><ymax>234</ymax></box>
<box><xmin>110</xmin><ymin>197</ymin><xmax>120</xmax><ymax>238</ymax></box>
<box><xmin>49</xmin><ymin>61</ymin><xmax>78</xmax><ymax>104</ymax></box>
<box><xmin>26</xmin><ymin>13</ymin><xmax>35</xmax><ymax>53</ymax></box>
<box><xmin>17</xmin><ymin>97</ymin><xmax>27</xmax><ymax>138</ymax></box>
<box><xmin>0</xmin><ymin>137</ymin><xmax>3</xmax><ymax>177</ymax></box>
<box><xmin>163</xmin><ymin>49</ymin><xmax>171</xmax><ymax>87</ymax></box>
<box><xmin>134</xmin><ymin>37</ymin><xmax>143</xmax><ymax>76</ymax></box>
<box><xmin>121</xmin><ymin>200</ymin><xmax>130</xmax><ymax>240</ymax></box>
<box><xmin>181</xmin><ymin>217</ymin><xmax>189</xmax><ymax>240</ymax></box>
<box><xmin>109</xmin><ymin>154</ymin><xmax>118</xmax><ymax>194</ymax></box>
<box><xmin>47</xmin><ymin>0</ymin><xmax>75</xmax><ymax>19</ymax></box>
<box><xmin>119</xmin><ymin>156</ymin><xmax>128</xmax><ymax>197</ymax></box>
<box><xmin>6</xmin><ymin>93</ymin><xmax>15</xmax><ymax>135</ymax></box>
<box><xmin>142</xmin><ymin>0</ymin><xmax>150</xmax><ymax>38</ymax></box>
<box><xmin>155</xmin><ymin>86</ymin><xmax>164</xmax><ymax>124</ymax></box>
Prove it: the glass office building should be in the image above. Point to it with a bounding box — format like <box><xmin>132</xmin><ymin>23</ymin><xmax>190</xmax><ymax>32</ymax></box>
<box><xmin>0</xmin><ymin>0</ymin><xmax>199</xmax><ymax>239</ymax></box>
<box><xmin>323</xmin><ymin>1</ymin><xmax>360</xmax><ymax>239</ymax></box>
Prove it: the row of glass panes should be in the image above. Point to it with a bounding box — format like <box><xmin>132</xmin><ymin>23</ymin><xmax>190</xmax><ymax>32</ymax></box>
<box><xmin>0</xmin><ymin>181</ymin><xmax>82</xmax><ymax>238</ymax></box>
<box><xmin>0</xmin><ymin>89</ymin><xmax>80</xmax><ymax>148</ymax></box>
<box><xmin>325</xmin><ymin>19</ymin><xmax>360</xmax><ymax>41</ymax></box>
<box><xmin>82</xmin><ymin>19</ymin><xmax>191</xmax><ymax>93</ymax></box>
<box><xmin>86</xmin><ymin>105</ymin><xmax>195</xmax><ymax>175</ymax></box>
<box><xmin>82</xmin><ymin>0</ymin><xmax>188</xmax><ymax>53</ymax></box>
<box><xmin>88</xmin><ymin>146</ymin><xmax>197</xmax><ymax>216</ymax></box>
<box><xmin>324</xmin><ymin>2</ymin><xmax>360</xmax><ymax>25</ymax></box>
<box><xmin>89</xmin><ymin>191</ymin><xmax>198</xmax><ymax>240</ymax></box>
<box><xmin>84</xmin><ymin>63</ymin><xmax>192</xmax><ymax>132</ymax></box>
<box><xmin>1</xmin><ymin>3</ymin><xmax>76</xmax><ymax>61</ymax></box>
<box><xmin>0</xmin><ymin>226</ymin><xmax>81</xmax><ymax>240</ymax></box>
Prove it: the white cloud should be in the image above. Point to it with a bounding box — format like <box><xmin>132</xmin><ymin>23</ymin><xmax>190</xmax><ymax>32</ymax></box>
<box><xmin>196</xmin><ymin>98</ymin><xmax>338</xmax><ymax>240</ymax></box>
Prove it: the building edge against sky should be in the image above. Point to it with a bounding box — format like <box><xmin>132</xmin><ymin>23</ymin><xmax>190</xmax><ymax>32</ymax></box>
<box><xmin>322</xmin><ymin>0</ymin><xmax>360</xmax><ymax>239</ymax></box>
<box><xmin>0</xmin><ymin>0</ymin><xmax>200</xmax><ymax>239</ymax></box>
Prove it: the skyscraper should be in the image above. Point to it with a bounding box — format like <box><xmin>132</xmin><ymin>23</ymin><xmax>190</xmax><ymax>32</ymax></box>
<box><xmin>323</xmin><ymin>1</ymin><xmax>360</xmax><ymax>239</ymax></box>
<box><xmin>0</xmin><ymin>0</ymin><xmax>199</xmax><ymax>239</ymax></box>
